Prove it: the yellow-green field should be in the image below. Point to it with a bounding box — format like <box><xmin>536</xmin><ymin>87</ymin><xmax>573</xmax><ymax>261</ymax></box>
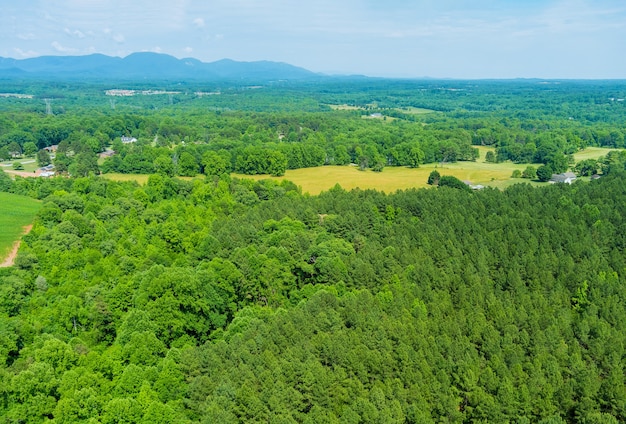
<box><xmin>572</xmin><ymin>147</ymin><xmax>615</xmax><ymax>161</ymax></box>
<box><xmin>397</xmin><ymin>107</ymin><xmax>436</xmax><ymax>115</ymax></box>
<box><xmin>0</xmin><ymin>192</ymin><xmax>41</xmax><ymax>261</ymax></box>
<box><xmin>327</xmin><ymin>104</ymin><xmax>364</xmax><ymax>111</ymax></box>
<box><xmin>101</xmin><ymin>173</ymin><xmax>196</xmax><ymax>184</ymax></box>
<box><xmin>233</xmin><ymin>162</ymin><xmax>531</xmax><ymax>195</ymax></box>
<box><xmin>233</xmin><ymin>146</ymin><xmax>615</xmax><ymax>195</ymax></box>
<box><xmin>100</xmin><ymin>147</ymin><xmax>618</xmax><ymax>195</ymax></box>
<box><xmin>101</xmin><ymin>173</ymin><xmax>151</xmax><ymax>184</ymax></box>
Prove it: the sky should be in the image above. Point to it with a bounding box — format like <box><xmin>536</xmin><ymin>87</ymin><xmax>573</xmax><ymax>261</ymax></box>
<box><xmin>1</xmin><ymin>0</ymin><xmax>625</xmax><ymax>79</ymax></box>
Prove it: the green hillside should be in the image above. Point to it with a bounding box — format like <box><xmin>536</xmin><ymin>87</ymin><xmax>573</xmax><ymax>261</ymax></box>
<box><xmin>1</xmin><ymin>172</ymin><xmax>626</xmax><ymax>422</ymax></box>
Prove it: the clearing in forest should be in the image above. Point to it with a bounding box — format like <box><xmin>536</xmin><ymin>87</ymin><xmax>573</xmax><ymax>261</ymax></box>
<box><xmin>0</xmin><ymin>192</ymin><xmax>41</xmax><ymax>267</ymax></box>
<box><xmin>100</xmin><ymin>147</ymin><xmax>619</xmax><ymax>195</ymax></box>
<box><xmin>233</xmin><ymin>146</ymin><xmax>617</xmax><ymax>195</ymax></box>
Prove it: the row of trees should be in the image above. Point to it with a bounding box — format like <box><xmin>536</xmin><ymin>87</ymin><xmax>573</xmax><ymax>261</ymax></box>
<box><xmin>1</xmin><ymin>80</ymin><xmax>625</xmax><ymax>177</ymax></box>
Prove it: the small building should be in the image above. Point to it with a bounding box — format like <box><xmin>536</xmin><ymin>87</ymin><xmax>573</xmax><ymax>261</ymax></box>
<box><xmin>43</xmin><ymin>145</ymin><xmax>58</xmax><ymax>153</ymax></box>
<box><xmin>550</xmin><ymin>172</ymin><xmax>577</xmax><ymax>184</ymax></box>
<box><xmin>590</xmin><ymin>174</ymin><xmax>602</xmax><ymax>180</ymax></box>
<box><xmin>121</xmin><ymin>136</ymin><xmax>137</xmax><ymax>144</ymax></box>
<box><xmin>99</xmin><ymin>149</ymin><xmax>115</xmax><ymax>158</ymax></box>
<box><xmin>40</xmin><ymin>171</ymin><xmax>55</xmax><ymax>177</ymax></box>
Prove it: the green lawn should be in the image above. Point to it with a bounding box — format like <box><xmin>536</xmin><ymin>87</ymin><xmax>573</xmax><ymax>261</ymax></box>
<box><xmin>0</xmin><ymin>192</ymin><xmax>41</xmax><ymax>260</ymax></box>
<box><xmin>572</xmin><ymin>147</ymin><xmax>616</xmax><ymax>161</ymax></box>
<box><xmin>0</xmin><ymin>157</ymin><xmax>39</xmax><ymax>172</ymax></box>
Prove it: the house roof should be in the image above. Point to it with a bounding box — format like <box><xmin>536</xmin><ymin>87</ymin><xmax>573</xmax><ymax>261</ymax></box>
<box><xmin>550</xmin><ymin>172</ymin><xmax>577</xmax><ymax>183</ymax></box>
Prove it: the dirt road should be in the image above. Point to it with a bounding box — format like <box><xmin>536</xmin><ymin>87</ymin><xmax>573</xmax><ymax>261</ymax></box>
<box><xmin>0</xmin><ymin>224</ymin><xmax>33</xmax><ymax>267</ymax></box>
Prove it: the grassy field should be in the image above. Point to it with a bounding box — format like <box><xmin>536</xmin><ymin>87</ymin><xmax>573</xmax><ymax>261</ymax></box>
<box><xmin>234</xmin><ymin>162</ymin><xmax>532</xmax><ymax>194</ymax></box>
<box><xmin>572</xmin><ymin>147</ymin><xmax>615</xmax><ymax>161</ymax></box>
<box><xmin>102</xmin><ymin>173</ymin><xmax>151</xmax><ymax>184</ymax></box>
<box><xmin>396</xmin><ymin>106</ymin><xmax>436</xmax><ymax>115</ymax></box>
<box><xmin>0</xmin><ymin>192</ymin><xmax>41</xmax><ymax>260</ymax></box>
<box><xmin>100</xmin><ymin>147</ymin><xmax>618</xmax><ymax>195</ymax></box>
<box><xmin>101</xmin><ymin>173</ymin><xmax>196</xmax><ymax>184</ymax></box>
<box><xmin>0</xmin><ymin>158</ymin><xmax>39</xmax><ymax>173</ymax></box>
<box><xmin>233</xmin><ymin>146</ymin><xmax>615</xmax><ymax>195</ymax></box>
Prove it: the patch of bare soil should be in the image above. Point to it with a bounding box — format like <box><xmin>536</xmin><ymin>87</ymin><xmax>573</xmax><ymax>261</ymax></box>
<box><xmin>0</xmin><ymin>224</ymin><xmax>33</xmax><ymax>268</ymax></box>
<box><xmin>4</xmin><ymin>170</ymin><xmax>41</xmax><ymax>178</ymax></box>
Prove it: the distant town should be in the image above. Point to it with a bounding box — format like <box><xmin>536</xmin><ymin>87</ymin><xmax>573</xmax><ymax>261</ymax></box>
<box><xmin>105</xmin><ymin>89</ymin><xmax>182</xmax><ymax>96</ymax></box>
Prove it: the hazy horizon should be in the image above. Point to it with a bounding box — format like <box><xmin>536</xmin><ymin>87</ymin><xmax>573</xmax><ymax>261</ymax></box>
<box><xmin>1</xmin><ymin>0</ymin><xmax>625</xmax><ymax>79</ymax></box>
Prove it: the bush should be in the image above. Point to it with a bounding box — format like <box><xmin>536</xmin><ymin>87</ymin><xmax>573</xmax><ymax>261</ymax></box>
<box><xmin>522</xmin><ymin>166</ymin><xmax>537</xmax><ymax>179</ymax></box>
<box><xmin>427</xmin><ymin>170</ymin><xmax>440</xmax><ymax>186</ymax></box>
<box><xmin>536</xmin><ymin>165</ymin><xmax>553</xmax><ymax>182</ymax></box>
<box><xmin>438</xmin><ymin>175</ymin><xmax>472</xmax><ymax>191</ymax></box>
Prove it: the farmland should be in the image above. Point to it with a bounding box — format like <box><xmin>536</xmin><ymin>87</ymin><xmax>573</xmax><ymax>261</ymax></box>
<box><xmin>232</xmin><ymin>146</ymin><xmax>614</xmax><ymax>195</ymax></box>
<box><xmin>103</xmin><ymin>145</ymin><xmax>616</xmax><ymax>195</ymax></box>
<box><xmin>0</xmin><ymin>192</ymin><xmax>40</xmax><ymax>265</ymax></box>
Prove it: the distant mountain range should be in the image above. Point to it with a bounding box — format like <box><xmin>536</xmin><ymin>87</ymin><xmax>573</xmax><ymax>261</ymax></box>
<box><xmin>0</xmin><ymin>52</ymin><xmax>323</xmax><ymax>81</ymax></box>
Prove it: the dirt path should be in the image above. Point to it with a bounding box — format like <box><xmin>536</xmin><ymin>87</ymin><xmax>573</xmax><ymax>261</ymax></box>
<box><xmin>0</xmin><ymin>224</ymin><xmax>33</xmax><ymax>268</ymax></box>
<box><xmin>4</xmin><ymin>169</ymin><xmax>41</xmax><ymax>178</ymax></box>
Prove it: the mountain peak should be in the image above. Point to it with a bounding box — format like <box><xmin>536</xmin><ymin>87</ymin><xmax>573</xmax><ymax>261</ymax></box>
<box><xmin>0</xmin><ymin>52</ymin><xmax>321</xmax><ymax>81</ymax></box>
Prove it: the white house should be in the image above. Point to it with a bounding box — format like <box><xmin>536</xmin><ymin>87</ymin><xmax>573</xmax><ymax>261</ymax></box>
<box><xmin>550</xmin><ymin>172</ymin><xmax>577</xmax><ymax>184</ymax></box>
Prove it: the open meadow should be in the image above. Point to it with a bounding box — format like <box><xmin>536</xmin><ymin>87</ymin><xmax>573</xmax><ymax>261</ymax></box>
<box><xmin>233</xmin><ymin>146</ymin><xmax>533</xmax><ymax>194</ymax></box>
<box><xmin>102</xmin><ymin>147</ymin><xmax>617</xmax><ymax>195</ymax></box>
<box><xmin>0</xmin><ymin>192</ymin><xmax>41</xmax><ymax>263</ymax></box>
<box><xmin>233</xmin><ymin>161</ymin><xmax>532</xmax><ymax>194</ymax></box>
<box><xmin>101</xmin><ymin>173</ymin><xmax>151</xmax><ymax>185</ymax></box>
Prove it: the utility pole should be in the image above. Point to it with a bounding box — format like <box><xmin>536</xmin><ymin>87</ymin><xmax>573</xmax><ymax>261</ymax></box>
<box><xmin>44</xmin><ymin>98</ymin><xmax>52</xmax><ymax>115</ymax></box>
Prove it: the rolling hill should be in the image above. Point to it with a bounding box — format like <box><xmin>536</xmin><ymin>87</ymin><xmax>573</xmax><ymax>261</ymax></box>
<box><xmin>0</xmin><ymin>52</ymin><xmax>321</xmax><ymax>81</ymax></box>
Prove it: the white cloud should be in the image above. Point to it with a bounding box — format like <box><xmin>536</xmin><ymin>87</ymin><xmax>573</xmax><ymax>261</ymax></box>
<box><xmin>184</xmin><ymin>46</ymin><xmax>193</xmax><ymax>54</ymax></box>
<box><xmin>113</xmin><ymin>33</ymin><xmax>125</xmax><ymax>43</ymax></box>
<box><xmin>17</xmin><ymin>33</ymin><xmax>37</xmax><ymax>41</ymax></box>
<box><xmin>51</xmin><ymin>41</ymin><xmax>78</xmax><ymax>53</ymax></box>
<box><xmin>193</xmin><ymin>18</ymin><xmax>205</xmax><ymax>28</ymax></box>
<box><xmin>14</xmin><ymin>48</ymin><xmax>39</xmax><ymax>58</ymax></box>
<box><xmin>64</xmin><ymin>28</ymin><xmax>85</xmax><ymax>39</ymax></box>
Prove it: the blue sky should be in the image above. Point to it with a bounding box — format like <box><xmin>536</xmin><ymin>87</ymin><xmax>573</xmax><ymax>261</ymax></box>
<box><xmin>1</xmin><ymin>0</ymin><xmax>625</xmax><ymax>78</ymax></box>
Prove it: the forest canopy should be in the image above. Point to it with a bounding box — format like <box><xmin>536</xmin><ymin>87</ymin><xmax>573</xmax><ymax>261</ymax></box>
<box><xmin>1</xmin><ymin>167</ymin><xmax>626</xmax><ymax>422</ymax></box>
<box><xmin>1</xmin><ymin>78</ymin><xmax>626</xmax><ymax>423</ymax></box>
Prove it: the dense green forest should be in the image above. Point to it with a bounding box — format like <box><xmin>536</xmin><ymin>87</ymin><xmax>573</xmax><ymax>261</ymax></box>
<box><xmin>1</xmin><ymin>79</ymin><xmax>626</xmax><ymax>423</ymax></box>
<box><xmin>1</xmin><ymin>166</ymin><xmax>626</xmax><ymax>422</ymax></box>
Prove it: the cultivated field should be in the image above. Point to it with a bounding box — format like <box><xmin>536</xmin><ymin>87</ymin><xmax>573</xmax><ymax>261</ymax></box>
<box><xmin>0</xmin><ymin>192</ymin><xmax>41</xmax><ymax>265</ymax></box>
